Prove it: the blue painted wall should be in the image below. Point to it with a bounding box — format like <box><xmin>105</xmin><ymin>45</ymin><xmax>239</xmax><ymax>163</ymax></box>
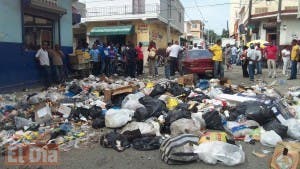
<box><xmin>0</xmin><ymin>0</ymin><xmax>73</xmax><ymax>92</ymax></box>
<box><xmin>0</xmin><ymin>0</ymin><xmax>22</xmax><ymax>43</ymax></box>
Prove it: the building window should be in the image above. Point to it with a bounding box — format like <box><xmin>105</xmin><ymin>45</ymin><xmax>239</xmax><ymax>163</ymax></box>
<box><xmin>24</xmin><ymin>15</ymin><xmax>54</xmax><ymax>51</ymax></box>
<box><xmin>192</xmin><ymin>24</ymin><xmax>197</xmax><ymax>28</ymax></box>
<box><xmin>179</xmin><ymin>12</ymin><xmax>181</xmax><ymax>23</ymax></box>
<box><xmin>255</xmin><ymin>7</ymin><xmax>268</xmax><ymax>14</ymax></box>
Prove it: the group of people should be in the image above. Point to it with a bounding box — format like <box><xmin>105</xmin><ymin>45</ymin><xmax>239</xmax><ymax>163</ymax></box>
<box><xmin>87</xmin><ymin>40</ymin><xmax>184</xmax><ymax>79</ymax></box>
<box><xmin>209</xmin><ymin>39</ymin><xmax>300</xmax><ymax>81</ymax></box>
<box><xmin>239</xmin><ymin>39</ymin><xmax>300</xmax><ymax>81</ymax></box>
<box><xmin>35</xmin><ymin>43</ymin><xmax>66</xmax><ymax>88</ymax></box>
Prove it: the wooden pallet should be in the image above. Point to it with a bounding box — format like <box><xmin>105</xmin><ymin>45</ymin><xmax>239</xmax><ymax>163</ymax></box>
<box><xmin>104</xmin><ymin>85</ymin><xmax>138</xmax><ymax>103</ymax></box>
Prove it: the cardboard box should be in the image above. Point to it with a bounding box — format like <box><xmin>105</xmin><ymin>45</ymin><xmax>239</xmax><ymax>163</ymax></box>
<box><xmin>68</xmin><ymin>54</ymin><xmax>89</xmax><ymax>64</ymax></box>
<box><xmin>178</xmin><ymin>74</ymin><xmax>194</xmax><ymax>86</ymax></box>
<box><xmin>270</xmin><ymin>142</ymin><xmax>300</xmax><ymax>169</ymax></box>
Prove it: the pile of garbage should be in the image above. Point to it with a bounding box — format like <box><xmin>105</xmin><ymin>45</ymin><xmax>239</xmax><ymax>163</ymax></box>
<box><xmin>1</xmin><ymin>75</ymin><xmax>300</xmax><ymax>167</ymax></box>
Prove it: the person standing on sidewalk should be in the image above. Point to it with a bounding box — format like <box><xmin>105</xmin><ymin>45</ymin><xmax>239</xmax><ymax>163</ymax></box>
<box><xmin>264</xmin><ymin>42</ymin><xmax>278</xmax><ymax>78</ymax></box>
<box><xmin>147</xmin><ymin>41</ymin><xmax>157</xmax><ymax>77</ymax></box>
<box><xmin>135</xmin><ymin>42</ymin><xmax>144</xmax><ymax>76</ymax></box>
<box><xmin>240</xmin><ymin>46</ymin><xmax>249</xmax><ymax>78</ymax></box>
<box><xmin>224</xmin><ymin>44</ymin><xmax>232</xmax><ymax>70</ymax></box>
<box><xmin>209</xmin><ymin>39</ymin><xmax>224</xmax><ymax>79</ymax></box>
<box><xmin>281</xmin><ymin>45</ymin><xmax>290</xmax><ymax>76</ymax></box>
<box><xmin>35</xmin><ymin>43</ymin><xmax>51</xmax><ymax>88</ymax></box>
<box><xmin>255</xmin><ymin>43</ymin><xmax>263</xmax><ymax>74</ymax></box>
<box><xmin>89</xmin><ymin>44</ymin><xmax>100</xmax><ymax>76</ymax></box>
<box><xmin>247</xmin><ymin>44</ymin><xmax>258</xmax><ymax>81</ymax></box>
<box><xmin>231</xmin><ymin>45</ymin><xmax>238</xmax><ymax>65</ymax></box>
<box><xmin>168</xmin><ymin>41</ymin><xmax>183</xmax><ymax>77</ymax></box>
<box><xmin>48</xmin><ymin>44</ymin><xmax>65</xmax><ymax>83</ymax></box>
<box><xmin>165</xmin><ymin>42</ymin><xmax>172</xmax><ymax>79</ymax></box>
<box><xmin>288</xmin><ymin>39</ymin><xmax>300</xmax><ymax>80</ymax></box>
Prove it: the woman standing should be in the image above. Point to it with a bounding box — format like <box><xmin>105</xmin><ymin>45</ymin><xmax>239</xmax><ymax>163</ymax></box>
<box><xmin>147</xmin><ymin>41</ymin><xmax>157</xmax><ymax>77</ymax></box>
<box><xmin>135</xmin><ymin>42</ymin><xmax>144</xmax><ymax>76</ymax></box>
<box><xmin>240</xmin><ymin>46</ymin><xmax>249</xmax><ymax>78</ymax></box>
<box><xmin>281</xmin><ymin>45</ymin><xmax>290</xmax><ymax>76</ymax></box>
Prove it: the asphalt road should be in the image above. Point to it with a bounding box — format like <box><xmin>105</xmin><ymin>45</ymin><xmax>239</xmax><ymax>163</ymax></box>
<box><xmin>1</xmin><ymin>65</ymin><xmax>299</xmax><ymax>169</ymax></box>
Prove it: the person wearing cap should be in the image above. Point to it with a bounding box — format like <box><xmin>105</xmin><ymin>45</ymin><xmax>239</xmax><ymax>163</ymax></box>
<box><xmin>288</xmin><ymin>39</ymin><xmax>300</xmax><ymax>80</ymax></box>
<box><xmin>264</xmin><ymin>41</ymin><xmax>278</xmax><ymax>78</ymax></box>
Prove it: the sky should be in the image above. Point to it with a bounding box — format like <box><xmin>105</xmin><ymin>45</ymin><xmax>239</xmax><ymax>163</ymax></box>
<box><xmin>181</xmin><ymin>0</ymin><xmax>230</xmax><ymax>35</ymax></box>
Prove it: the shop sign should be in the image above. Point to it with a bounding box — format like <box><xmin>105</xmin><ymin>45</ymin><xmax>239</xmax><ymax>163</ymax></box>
<box><xmin>137</xmin><ymin>24</ymin><xmax>148</xmax><ymax>32</ymax></box>
<box><xmin>150</xmin><ymin>31</ymin><xmax>163</xmax><ymax>41</ymax></box>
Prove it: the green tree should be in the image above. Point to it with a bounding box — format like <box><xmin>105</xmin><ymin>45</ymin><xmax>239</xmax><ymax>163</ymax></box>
<box><xmin>221</xmin><ymin>28</ymin><xmax>229</xmax><ymax>38</ymax></box>
<box><xmin>205</xmin><ymin>29</ymin><xmax>220</xmax><ymax>44</ymax></box>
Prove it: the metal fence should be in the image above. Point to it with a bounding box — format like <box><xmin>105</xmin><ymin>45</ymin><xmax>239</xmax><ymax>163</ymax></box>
<box><xmin>85</xmin><ymin>3</ymin><xmax>160</xmax><ymax>17</ymax></box>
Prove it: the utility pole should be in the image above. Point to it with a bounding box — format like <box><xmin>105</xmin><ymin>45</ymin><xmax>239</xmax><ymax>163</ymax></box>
<box><xmin>276</xmin><ymin>0</ymin><xmax>282</xmax><ymax>46</ymax></box>
<box><xmin>167</xmin><ymin>0</ymin><xmax>171</xmax><ymax>44</ymax></box>
<box><xmin>248</xmin><ymin>0</ymin><xmax>252</xmax><ymax>42</ymax></box>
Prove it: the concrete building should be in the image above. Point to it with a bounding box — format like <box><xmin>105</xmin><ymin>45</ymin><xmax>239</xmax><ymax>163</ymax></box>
<box><xmin>232</xmin><ymin>0</ymin><xmax>300</xmax><ymax>46</ymax></box>
<box><xmin>183</xmin><ymin>20</ymin><xmax>205</xmax><ymax>44</ymax></box>
<box><xmin>0</xmin><ymin>0</ymin><xmax>74</xmax><ymax>90</ymax></box>
<box><xmin>81</xmin><ymin>0</ymin><xmax>184</xmax><ymax>48</ymax></box>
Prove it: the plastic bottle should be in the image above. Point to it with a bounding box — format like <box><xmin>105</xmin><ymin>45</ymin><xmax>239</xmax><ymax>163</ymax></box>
<box><xmin>275</xmin><ymin>148</ymin><xmax>293</xmax><ymax>169</ymax></box>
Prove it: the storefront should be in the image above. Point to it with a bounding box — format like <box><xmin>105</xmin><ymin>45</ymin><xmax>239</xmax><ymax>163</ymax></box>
<box><xmin>0</xmin><ymin>0</ymin><xmax>73</xmax><ymax>91</ymax></box>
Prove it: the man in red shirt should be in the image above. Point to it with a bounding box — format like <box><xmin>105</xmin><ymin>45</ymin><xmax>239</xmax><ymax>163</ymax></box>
<box><xmin>264</xmin><ymin>42</ymin><xmax>278</xmax><ymax>78</ymax></box>
<box><xmin>135</xmin><ymin>42</ymin><xmax>144</xmax><ymax>76</ymax></box>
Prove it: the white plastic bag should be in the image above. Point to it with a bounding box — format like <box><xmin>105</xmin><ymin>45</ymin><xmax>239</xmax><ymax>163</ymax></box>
<box><xmin>191</xmin><ymin>112</ymin><xmax>206</xmax><ymax>129</ymax></box>
<box><xmin>170</xmin><ymin>118</ymin><xmax>200</xmax><ymax>136</ymax></box>
<box><xmin>283</xmin><ymin>118</ymin><xmax>300</xmax><ymax>140</ymax></box>
<box><xmin>260</xmin><ymin>130</ymin><xmax>282</xmax><ymax>147</ymax></box>
<box><xmin>121</xmin><ymin>92</ymin><xmax>145</xmax><ymax>111</ymax></box>
<box><xmin>121</xmin><ymin>121</ymin><xmax>159</xmax><ymax>136</ymax></box>
<box><xmin>105</xmin><ymin>109</ymin><xmax>134</xmax><ymax>128</ymax></box>
<box><xmin>35</xmin><ymin>105</ymin><xmax>52</xmax><ymax>124</ymax></box>
<box><xmin>194</xmin><ymin>141</ymin><xmax>245</xmax><ymax>166</ymax></box>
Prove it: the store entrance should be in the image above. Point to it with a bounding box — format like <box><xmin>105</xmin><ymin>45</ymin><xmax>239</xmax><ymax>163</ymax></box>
<box><xmin>107</xmin><ymin>35</ymin><xmax>126</xmax><ymax>46</ymax></box>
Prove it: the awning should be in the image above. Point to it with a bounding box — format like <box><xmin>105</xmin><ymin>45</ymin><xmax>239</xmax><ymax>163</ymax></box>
<box><xmin>89</xmin><ymin>25</ymin><xmax>134</xmax><ymax>36</ymax></box>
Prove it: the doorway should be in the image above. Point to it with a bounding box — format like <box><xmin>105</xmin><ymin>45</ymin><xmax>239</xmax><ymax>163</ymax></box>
<box><xmin>107</xmin><ymin>35</ymin><xmax>126</xmax><ymax>45</ymax></box>
<box><xmin>267</xmin><ymin>33</ymin><xmax>277</xmax><ymax>44</ymax></box>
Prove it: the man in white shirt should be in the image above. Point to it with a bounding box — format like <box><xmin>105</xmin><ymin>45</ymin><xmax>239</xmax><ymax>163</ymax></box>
<box><xmin>231</xmin><ymin>45</ymin><xmax>238</xmax><ymax>64</ymax></box>
<box><xmin>167</xmin><ymin>41</ymin><xmax>183</xmax><ymax>76</ymax></box>
<box><xmin>247</xmin><ymin>44</ymin><xmax>259</xmax><ymax>81</ymax></box>
<box><xmin>192</xmin><ymin>43</ymin><xmax>198</xmax><ymax>50</ymax></box>
<box><xmin>35</xmin><ymin>43</ymin><xmax>51</xmax><ymax>88</ymax></box>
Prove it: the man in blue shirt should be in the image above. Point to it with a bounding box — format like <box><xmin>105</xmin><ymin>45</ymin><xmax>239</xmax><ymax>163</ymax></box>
<box><xmin>89</xmin><ymin>43</ymin><xmax>100</xmax><ymax>75</ymax></box>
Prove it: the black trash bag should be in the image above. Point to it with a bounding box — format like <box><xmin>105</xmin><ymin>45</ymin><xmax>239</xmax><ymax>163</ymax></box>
<box><xmin>92</xmin><ymin>118</ymin><xmax>105</xmax><ymax>129</ymax></box>
<box><xmin>167</xmin><ymin>82</ymin><xmax>186</xmax><ymax>96</ymax></box>
<box><xmin>111</xmin><ymin>93</ymin><xmax>128</xmax><ymax>107</ymax></box>
<box><xmin>68</xmin><ymin>84</ymin><xmax>82</xmax><ymax>95</ymax></box>
<box><xmin>150</xmin><ymin>84</ymin><xmax>166</xmax><ymax>97</ymax></box>
<box><xmin>74</xmin><ymin>107</ymin><xmax>90</xmax><ymax>120</ymax></box>
<box><xmin>263</xmin><ymin>119</ymin><xmax>288</xmax><ymax>138</ymax></box>
<box><xmin>244</xmin><ymin>101</ymin><xmax>274</xmax><ymax>125</ymax></box>
<box><xmin>100</xmin><ymin>131</ymin><xmax>130</xmax><ymax>152</ymax></box>
<box><xmin>89</xmin><ymin>106</ymin><xmax>103</xmax><ymax>119</ymax></box>
<box><xmin>134</xmin><ymin>107</ymin><xmax>149</xmax><ymax>122</ymax></box>
<box><xmin>132</xmin><ymin>136</ymin><xmax>161</xmax><ymax>151</ymax></box>
<box><xmin>165</xmin><ymin>108</ymin><xmax>191</xmax><ymax>124</ymax></box>
<box><xmin>138</xmin><ymin>96</ymin><xmax>167</xmax><ymax>118</ymax></box>
<box><xmin>202</xmin><ymin>111</ymin><xmax>224</xmax><ymax>130</ymax></box>
<box><xmin>122</xmin><ymin>129</ymin><xmax>142</xmax><ymax>142</ymax></box>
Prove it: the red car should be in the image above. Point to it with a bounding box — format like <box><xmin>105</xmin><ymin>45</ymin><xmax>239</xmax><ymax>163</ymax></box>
<box><xmin>181</xmin><ymin>49</ymin><xmax>214</xmax><ymax>76</ymax></box>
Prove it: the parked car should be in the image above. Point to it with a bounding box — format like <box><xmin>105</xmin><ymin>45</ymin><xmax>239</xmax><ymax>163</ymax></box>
<box><xmin>181</xmin><ymin>49</ymin><xmax>214</xmax><ymax>77</ymax></box>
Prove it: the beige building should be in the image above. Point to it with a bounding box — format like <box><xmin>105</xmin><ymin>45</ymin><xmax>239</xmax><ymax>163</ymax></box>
<box><xmin>232</xmin><ymin>0</ymin><xmax>300</xmax><ymax>46</ymax></box>
<box><xmin>79</xmin><ymin>0</ymin><xmax>184</xmax><ymax>49</ymax></box>
<box><xmin>183</xmin><ymin>20</ymin><xmax>205</xmax><ymax>46</ymax></box>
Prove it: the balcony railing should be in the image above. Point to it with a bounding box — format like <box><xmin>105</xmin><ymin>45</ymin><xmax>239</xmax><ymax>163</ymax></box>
<box><xmin>85</xmin><ymin>3</ymin><xmax>160</xmax><ymax>18</ymax></box>
<box><xmin>32</xmin><ymin>0</ymin><xmax>58</xmax><ymax>7</ymax></box>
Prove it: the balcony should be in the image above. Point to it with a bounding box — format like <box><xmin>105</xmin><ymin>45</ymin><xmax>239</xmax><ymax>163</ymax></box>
<box><xmin>83</xmin><ymin>3</ymin><xmax>160</xmax><ymax>20</ymax></box>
